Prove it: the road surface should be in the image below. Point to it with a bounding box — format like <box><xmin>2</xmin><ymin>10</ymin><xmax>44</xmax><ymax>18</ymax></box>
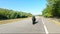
<box><xmin>0</xmin><ymin>16</ymin><xmax>60</xmax><ymax>34</ymax></box>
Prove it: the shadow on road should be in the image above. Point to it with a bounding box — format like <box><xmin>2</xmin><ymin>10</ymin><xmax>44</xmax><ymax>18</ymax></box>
<box><xmin>33</xmin><ymin>21</ymin><xmax>38</xmax><ymax>25</ymax></box>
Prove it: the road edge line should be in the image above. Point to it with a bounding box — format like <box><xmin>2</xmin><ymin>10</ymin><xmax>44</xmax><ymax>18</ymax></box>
<box><xmin>42</xmin><ymin>18</ymin><xmax>49</xmax><ymax>34</ymax></box>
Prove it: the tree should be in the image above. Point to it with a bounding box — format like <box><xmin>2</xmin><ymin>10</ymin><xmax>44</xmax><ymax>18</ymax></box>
<box><xmin>42</xmin><ymin>0</ymin><xmax>60</xmax><ymax>17</ymax></box>
<box><xmin>0</xmin><ymin>8</ymin><xmax>32</xmax><ymax>20</ymax></box>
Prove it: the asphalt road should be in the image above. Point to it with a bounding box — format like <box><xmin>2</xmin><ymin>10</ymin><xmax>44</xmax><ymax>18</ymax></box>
<box><xmin>0</xmin><ymin>16</ymin><xmax>60</xmax><ymax>34</ymax></box>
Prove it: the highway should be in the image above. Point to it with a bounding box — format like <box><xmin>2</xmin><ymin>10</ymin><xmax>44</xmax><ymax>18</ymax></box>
<box><xmin>0</xmin><ymin>16</ymin><xmax>60</xmax><ymax>34</ymax></box>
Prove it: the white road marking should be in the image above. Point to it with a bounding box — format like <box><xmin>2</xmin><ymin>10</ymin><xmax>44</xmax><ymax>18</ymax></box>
<box><xmin>42</xmin><ymin>18</ymin><xmax>49</xmax><ymax>34</ymax></box>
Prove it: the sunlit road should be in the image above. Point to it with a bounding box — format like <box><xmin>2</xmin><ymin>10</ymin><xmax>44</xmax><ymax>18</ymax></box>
<box><xmin>0</xmin><ymin>16</ymin><xmax>60</xmax><ymax>34</ymax></box>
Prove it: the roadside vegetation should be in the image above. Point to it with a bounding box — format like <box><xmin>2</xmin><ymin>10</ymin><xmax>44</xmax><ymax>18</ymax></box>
<box><xmin>0</xmin><ymin>8</ymin><xmax>32</xmax><ymax>24</ymax></box>
<box><xmin>42</xmin><ymin>0</ymin><xmax>60</xmax><ymax>18</ymax></box>
<box><xmin>0</xmin><ymin>8</ymin><xmax>32</xmax><ymax>20</ymax></box>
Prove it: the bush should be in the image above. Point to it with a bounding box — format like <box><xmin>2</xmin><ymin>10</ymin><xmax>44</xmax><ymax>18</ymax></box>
<box><xmin>0</xmin><ymin>8</ymin><xmax>32</xmax><ymax>19</ymax></box>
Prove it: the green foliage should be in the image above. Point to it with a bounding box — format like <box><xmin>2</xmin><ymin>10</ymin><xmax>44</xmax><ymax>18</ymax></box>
<box><xmin>0</xmin><ymin>8</ymin><xmax>32</xmax><ymax>19</ymax></box>
<box><xmin>42</xmin><ymin>6</ymin><xmax>53</xmax><ymax>17</ymax></box>
<box><xmin>42</xmin><ymin>0</ymin><xmax>60</xmax><ymax>18</ymax></box>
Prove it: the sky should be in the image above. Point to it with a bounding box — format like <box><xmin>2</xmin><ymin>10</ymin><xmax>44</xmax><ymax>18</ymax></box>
<box><xmin>0</xmin><ymin>0</ymin><xmax>47</xmax><ymax>15</ymax></box>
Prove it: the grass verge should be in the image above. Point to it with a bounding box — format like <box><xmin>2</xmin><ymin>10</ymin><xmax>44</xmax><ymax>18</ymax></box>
<box><xmin>47</xmin><ymin>18</ymin><xmax>60</xmax><ymax>26</ymax></box>
<box><xmin>0</xmin><ymin>17</ymin><xmax>31</xmax><ymax>25</ymax></box>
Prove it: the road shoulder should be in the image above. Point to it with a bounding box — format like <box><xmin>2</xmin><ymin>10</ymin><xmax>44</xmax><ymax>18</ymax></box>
<box><xmin>42</xmin><ymin>17</ymin><xmax>60</xmax><ymax>33</ymax></box>
<box><xmin>46</xmin><ymin>18</ymin><xmax>60</xmax><ymax>26</ymax></box>
<box><xmin>0</xmin><ymin>17</ymin><xmax>32</xmax><ymax>25</ymax></box>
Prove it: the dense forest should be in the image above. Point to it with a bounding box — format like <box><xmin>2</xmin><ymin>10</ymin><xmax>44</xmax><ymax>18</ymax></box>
<box><xmin>0</xmin><ymin>8</ymin><xmax>32</xmax><ymax>20</ymax></box>
<box><xmin>42</xmin><ymin>0</ymin><xmax>60</xmax><ymax>18</ymax></box>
